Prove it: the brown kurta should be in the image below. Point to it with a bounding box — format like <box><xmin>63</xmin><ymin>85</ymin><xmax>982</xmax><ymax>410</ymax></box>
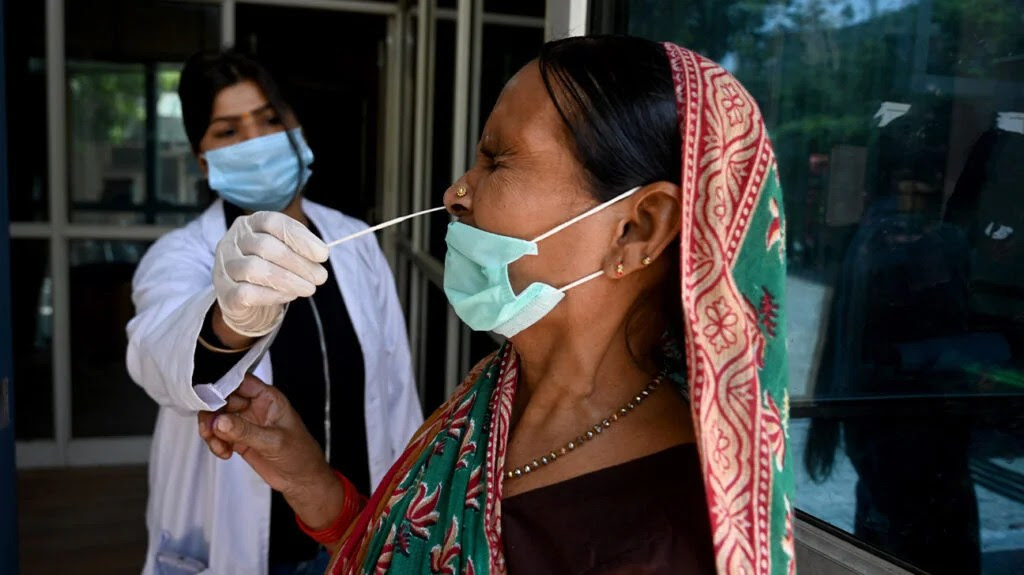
<box><xmin>502</xmin><ymin>443</ymin><xmax>715</xmax><ymax>574</ymax></box>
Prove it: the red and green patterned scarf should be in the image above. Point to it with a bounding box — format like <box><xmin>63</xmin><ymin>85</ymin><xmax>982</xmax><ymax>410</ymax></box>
<box><xmin>329</xmin><ymin>43</ymin><xmax>796</xmax><ymax>575</ymax></box>
<box><xmin>664</xmin><ymin>42</ymin><xmax>795</xmax><ymax>575</ymax></box>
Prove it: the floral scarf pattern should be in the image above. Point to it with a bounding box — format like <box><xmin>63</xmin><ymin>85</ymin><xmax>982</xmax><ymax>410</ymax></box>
<box><xmin>329</xmin><ymin>346</ymin><xmax>515</xmax><ymax>574</ymax></box>
<box><xmin>663</xmin><ymin>42</ymin><xmax>795</xmax><ymax>575</ymax></box>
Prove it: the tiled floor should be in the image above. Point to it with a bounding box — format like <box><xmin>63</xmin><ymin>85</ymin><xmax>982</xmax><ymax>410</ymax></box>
<box><xmin>17</xmin><ymin>465</ymin><xmax>147</xmax><ymax>575</ymax></box>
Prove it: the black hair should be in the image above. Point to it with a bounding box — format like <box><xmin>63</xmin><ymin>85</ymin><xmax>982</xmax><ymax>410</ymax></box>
<box><xmin>178</xmin><ymin>50</ymin><xmax>306</xmax><ymax>197</ymax></box>
<box><xmin>538</xmin><ymin>35</ymin><xmax>684</xmax><ymax>375</ymax></box>
<box><xmin>537</xmin><ymin>35</ymin><xmax>682</xmax><ymax>202</ymax></box>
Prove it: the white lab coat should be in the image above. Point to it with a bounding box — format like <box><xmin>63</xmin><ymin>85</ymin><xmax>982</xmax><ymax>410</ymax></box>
<box><xmin>126</xmin><ymin>199</ymin><xmax>423</xmax><ymax>575</ymax></box>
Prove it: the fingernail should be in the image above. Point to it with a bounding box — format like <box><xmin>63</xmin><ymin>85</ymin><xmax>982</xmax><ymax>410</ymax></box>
<box><xmin>216</xmin><ymin>416</ymin><xmax>232</xmax><ymax>433</ymax></box>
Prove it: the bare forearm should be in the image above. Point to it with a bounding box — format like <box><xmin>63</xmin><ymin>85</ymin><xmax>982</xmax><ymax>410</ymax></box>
<box><xmin>285</xmin><ymin>463</ymin><xmax>344</xmax><ymax>528</ymax></box>
<box><xmin>284</xmin><ymin>463</ymin><xmax>351</xmax><ymax>552</ymax></box>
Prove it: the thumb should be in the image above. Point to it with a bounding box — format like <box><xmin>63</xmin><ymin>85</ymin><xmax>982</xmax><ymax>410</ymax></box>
<box><xmin>212</xmin><ymin>413</ymin><xmax>283</xmax><ymax>455</ymax></box>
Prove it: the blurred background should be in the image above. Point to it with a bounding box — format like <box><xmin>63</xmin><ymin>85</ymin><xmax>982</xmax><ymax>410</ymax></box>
<box><xmin>1</xmin><ymin>1</ymin><xmax>1022</xmax><ymax>573</ymax></box>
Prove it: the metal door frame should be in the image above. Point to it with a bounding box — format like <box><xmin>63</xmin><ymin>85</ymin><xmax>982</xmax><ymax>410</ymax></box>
<box><xmin>12</xmin><ymin>0</ymin><xmax>571</xmax><ymax>468</ymax></box>
<box><xmin>400</xmin><ymin>0</ymin><xmax>552</xmax><ymax>401</ymax></box>
<box><xmin>0</xmin><ymin>0</ymin><xmax>21</xmax><ymax>567</ymax></box>
<box><xmin>12</xmin><ymin>0</ymin><xmax>410</xmax><ymax>468</ymax></box>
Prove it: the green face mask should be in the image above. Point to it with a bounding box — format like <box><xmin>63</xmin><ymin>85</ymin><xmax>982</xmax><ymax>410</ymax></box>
<box><xmin>443</xmin><ymin>187</ymin><xmax>639</xmax><ymax>337</ymax></box>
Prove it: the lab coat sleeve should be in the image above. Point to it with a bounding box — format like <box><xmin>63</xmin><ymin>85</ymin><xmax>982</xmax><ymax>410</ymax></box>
<box><xmin>126</xmin><ymin>226</ymin><xmax>276</xmax><ymax>413</ymax></box>
<box><xmin>369</xmin><ymin>240</ymin><xmax>423</xmax><ymax>457</ymax></box>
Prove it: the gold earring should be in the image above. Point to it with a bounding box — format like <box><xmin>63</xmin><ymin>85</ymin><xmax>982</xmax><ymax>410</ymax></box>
<box><xmin>615</xmin><ymin>262</ymin><xmax>625</xmax><ymax>277</ymax></box>
<box><xmin>455</xmin><ymin>186</ymin><xmax>467</xmax><ymax>198</ymax></box>
<box><xmin>641</xmin><ymin>256</ymin><xmax>653</xmax><ymax>266</ymax></box>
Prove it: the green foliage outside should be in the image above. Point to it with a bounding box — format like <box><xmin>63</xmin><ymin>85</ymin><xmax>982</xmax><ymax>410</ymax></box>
<box><xmin>68</xmin><ymin>65</ymin><xmax>181</xmax><ymax>146</ymax></box>
<box><xmin>628</xmin><ymin>0</ymin><xmax>1023</xmax><ymax>271</ymax></box>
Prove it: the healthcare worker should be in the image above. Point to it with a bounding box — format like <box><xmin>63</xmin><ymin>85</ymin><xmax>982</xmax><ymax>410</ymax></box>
<box><xmin>126</xmin><ymin>50</ymin><xmax>422</xmax><ymax>575</ymax></box>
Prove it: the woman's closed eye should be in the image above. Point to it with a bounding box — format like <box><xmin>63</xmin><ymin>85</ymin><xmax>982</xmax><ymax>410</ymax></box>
<box><xmin>477</xmin><ymin>148</ymin><xmax>498</xmax><ymax>171</ymax></box>
<box><xmin>479</xmin><ymin>145</ymin><xmax>514</xmax><ymax>172</ymax></box>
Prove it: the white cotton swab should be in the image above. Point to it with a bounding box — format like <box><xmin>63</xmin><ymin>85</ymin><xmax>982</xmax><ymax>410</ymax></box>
<box><xmin>326</xmin><ymin>206</ymin><xmax>447</xmax><ymax>248</ymax></box>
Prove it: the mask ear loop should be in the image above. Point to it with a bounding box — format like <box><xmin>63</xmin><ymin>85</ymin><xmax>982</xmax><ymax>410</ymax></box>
<box><xmin>531</xmin><ymin>186</ymin><xmax>641</xmax><ymax>243</ymax></box>
<box><xmin>539</xmin><ymin>186</ymin><xmax>641</xmax><ymax>293</ymax></box>
<box><xmin>558</xmin><ymin>270</ymin><xmax>604</xmax><ymax>293</ymax></box>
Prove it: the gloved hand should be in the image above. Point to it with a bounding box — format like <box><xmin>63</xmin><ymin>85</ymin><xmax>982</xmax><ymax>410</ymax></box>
<box><xmin>213</xmin><ymin>211</ymin><xmax>329</xmax><ymax>338</ymax></box>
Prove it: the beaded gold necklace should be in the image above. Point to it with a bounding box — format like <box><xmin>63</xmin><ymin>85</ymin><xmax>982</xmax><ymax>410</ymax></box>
<box><xmin>504</xmin><ymin>375</ymin><xmax>664</xmax><ymax>481</ymax></box>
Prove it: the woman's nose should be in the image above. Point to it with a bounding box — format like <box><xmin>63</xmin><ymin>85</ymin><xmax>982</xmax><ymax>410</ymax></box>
<box><xmin>228</xmin><ymin>111</ymin><xmax>262</xmax><ymax>142</ymax></box>
<box><xmin>238</xmin><ymin>120</ymin><xmax>261</xmax><ymax>142</ymax></box>
<box><xmin>443</xmin><ymin>181</ymin><xmax>471</xmax><ymax>218</ymax></box>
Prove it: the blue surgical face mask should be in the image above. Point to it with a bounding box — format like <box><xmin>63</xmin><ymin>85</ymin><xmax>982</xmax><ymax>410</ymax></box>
<box><xmin>443</xmin><ymin>187</ymin><xmax>640</xmax><ymax>338</ymax></box>
<box><xmin>204</xmin><ymin>128</ymin><xmax>314</xmax><ymax>212</ymax></box>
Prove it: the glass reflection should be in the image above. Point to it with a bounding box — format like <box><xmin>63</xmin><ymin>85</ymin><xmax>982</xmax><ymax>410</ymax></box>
<box><xmin>596</xmin><ymin>0</ymin><xmax>1024</xmax><ymax>571</ymax></box>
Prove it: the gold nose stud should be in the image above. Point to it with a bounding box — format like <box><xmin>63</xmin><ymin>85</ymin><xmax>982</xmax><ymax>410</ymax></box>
<box><xmin>455</xmin><ymin>186</ymin><xmax>467</xmax><ymax>198</ymax></box>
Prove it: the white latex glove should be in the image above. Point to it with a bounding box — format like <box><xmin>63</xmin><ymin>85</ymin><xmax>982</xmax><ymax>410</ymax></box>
<box><xmin>213</xmin><ymin>211</ymin><xmax>329</xmax><ymax>338</ymax></box>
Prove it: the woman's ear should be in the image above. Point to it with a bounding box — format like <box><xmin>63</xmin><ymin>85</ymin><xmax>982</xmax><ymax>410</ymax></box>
<box><xmin>197</xmin><ymin>153</ymin><xmax>209</xmax><ymax>178</ymax></box>
<box><xmin>602</xmin><ymin>182</ymin><xmax>681</xmax><ymax>277</ymax></box>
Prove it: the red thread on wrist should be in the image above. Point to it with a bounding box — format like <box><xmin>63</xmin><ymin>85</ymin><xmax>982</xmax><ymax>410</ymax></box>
<box><xmin>295</xmin><ymin>470</ymin><xmax>368</xmax><ymax>546</ymax></box>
